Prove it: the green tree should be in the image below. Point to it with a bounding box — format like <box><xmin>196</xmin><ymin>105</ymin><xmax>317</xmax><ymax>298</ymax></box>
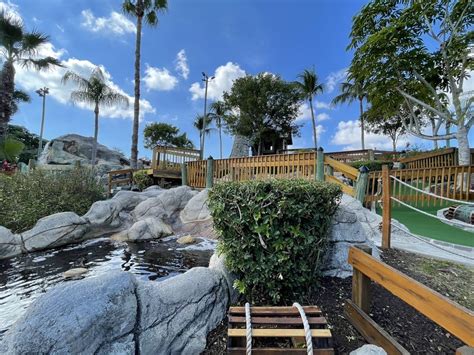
<box><xmin>193</xmin><ymin>114</ymin><xmax>213</xmax><ymax>156</ymax></box>
<box><xmin>143</xmin><ymin>122</ymin><xmax>193</xmax><ymax>149</ymax></box>
<box><xmin>62</xmin><ymin>67</ymin><xmax>129</xmax><ymax>165</ymax></box>
<box><xmin>122</xmin><ymin>0</ymin><xmax>168</xmax><ymax>169</ymax></box>
<box><xmin>209</xmin><ymin>101</ymin><xmax>227</xmax><ymax>159</ymax></box>
<box><xmin>332</xmin><ymin>78</ymin><xmax>367</xmax><ymax>149</ymax></box>
<box><xmin>222</xmin><ymin>73</ymin><xmax>301</xmax><ymax>155</ymax></box>
<box><xmin>294</xmin><ymin>68</ymin><xmax>324</xmax><ymax>150</ymax></box>
<box><xmin>0</xmin><ymin>11</ymin><xmax>62</xmax><ymax>138</ymax></box>
<box><xmin>7</xmin><ymin>124</ymin><xmax>47</xmax><ymax>163</ymax></box>
<box><xmin>349</xmin><ymin>0</ymin><xmax>473</xmax><ymax>165</ymax></box>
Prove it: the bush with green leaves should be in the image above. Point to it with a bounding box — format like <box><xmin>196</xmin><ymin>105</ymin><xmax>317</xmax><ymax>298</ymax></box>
<box><xmin>0</xmin><ymin>167</ymin><xmax>105</xmax><ymax>233</ymax></box>
<box><xmin>133</xmin><ymin>170</ymin><xmax>153</xmax><ymax>191</ymax></box>
<box><xmin>208</xmin><ymin>179</ymin><xmax>342</xmax><ymax>305</ymax></box>
<box><xmin>350</xmin><ymin>160</ymin><xmax>394</xmax><ymax>171</ymax></box>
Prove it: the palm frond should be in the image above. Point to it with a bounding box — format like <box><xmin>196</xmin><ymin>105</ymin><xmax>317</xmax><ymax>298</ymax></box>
<box><xmin>101</xmin><ymin>92</ymin><xmax>129</xmax><ymax>108</ymax></box>
<box><xmin>20</xmin><ymin>31</ymin><xmax>49</xmax><ymax>56</ymax></box>
<box><xmin>145</xmin><ymin>11</ymin><xmax>158</xmax><ymax>26</ymax></box>
<box><xmin>0</xmin><ymin>11</ymin><xmax>23</xmax><ymax>48</ymax></box>
<box><xmin>20</xmin><ymin>56</ymin><xmax>63</xmax><ymax>70</ymax></box>
<box><xmin>122</xmin><ymin>0</ymin><xmax>137</xmax><ymax>16</ymax></box>
<box><xmin>70</xmin><ymin>90</ymin><xmax>96</xmax><ymax>106</ymax></box>
<box><xmin>61</xmin><ymin>70</ymin><xmax>90</xmax><ymax>89</ymax></box>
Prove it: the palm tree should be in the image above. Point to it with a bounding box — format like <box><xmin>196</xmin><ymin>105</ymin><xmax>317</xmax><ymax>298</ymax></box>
<box><xmin>294</xmin><ymin>68</ymin><xmax>324</xmax><ymax>150</ymax></box>
<box><xmin>62</xmin><ymin>67</ymin><xmax>129</xmax><ymax>165</ymax></box>
<box><xmin>193</xmin><ymin>114</ymin><xmax>213</xmax><ymax>157</ymax></box>
<box><xmin>0</xmin><ymin>11</ymin><xmax>62</xmax><ymax>138</ymax></box>
<box><xmin>209</xmin><ymin>101</ymin><xmax>227</xmax><ymax>159</ymax></box>
<box><xmin>332</xmin><ymin>79</ymin><xmax>367</xmax><ymax>150</ymax></box>
<box><xmin>122</xmin><ymin>0</ymin><xmax>168</xmax><ymax>169</ymax></box>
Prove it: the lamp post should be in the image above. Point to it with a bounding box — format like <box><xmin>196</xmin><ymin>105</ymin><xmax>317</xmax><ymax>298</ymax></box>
<box><xmin>201</xmin><ymin>72</ymin><xmax>214</xmax><ymax>159</ymax></box>
<box><xmin>36</xmin><ymin>87</ymin><xmax>49</xmax><ymax>158</ymax></box>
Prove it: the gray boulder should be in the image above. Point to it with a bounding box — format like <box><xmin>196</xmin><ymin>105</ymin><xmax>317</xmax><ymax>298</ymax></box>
<box><xmin>120</xmin><ymin>217</ymin><xmax>172</xmax><ymax>241</ymax></box>
<box><xmin>350</xmin><ymin>344</ymin><xmax>387</xmax><ymax>355</ymax></box>
<box><xmin>20</xmin><ymin>212</ymin><xmax>89</xmax><ymax>252</ymax></box>
<box><xmin>180</xmin><ymin>189</ymin><xmax>211</xmax><ymax>223</ymax></box>
<box><xmin>83</xmin><ymin>199</ymin><xmax>123</xmax><ymax>229</ymax></box>
<box><xmin>137</xmin><ymin>267</ymin><xmax>229</xmax><ymax>354</ymax></box>
<box><xmin>0</xmin><ymin>227</ymin><xmax>22</xmax><ymax>259</ymax></box>
<box><xmin>1</xmin><ymin>272</ymin><xmax>138</xmax><ymax>355</ymax></box>
<box><xmin>112</xmin><ymin>190</ymin><xmax>150</xmax><ymax>211</ymax></box>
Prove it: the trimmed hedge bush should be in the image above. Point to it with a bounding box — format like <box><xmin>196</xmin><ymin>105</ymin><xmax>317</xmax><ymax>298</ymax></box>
<box><xmin>350</xmin><ymin>160</ymin><xmax>394</xmax><ymax>171</ymax></box>
<box><xmin>0</xmin><ymin>168</ymin><xmax>105</xmax><ymax>233</ymax></box>
<box><xmin>208</xmin><ymin>179</ymin><xmax>342</xmax><ymax>305</ymax></box>
<box><xmin>133</xmin><ymin>170</ymin><xmax>153</xmax><ymax>191</ymax></box>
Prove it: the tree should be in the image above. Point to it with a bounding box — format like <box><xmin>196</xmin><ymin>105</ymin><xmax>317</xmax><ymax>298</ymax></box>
<box><xmin>222</xmin><ymin>73</ymin><xmax>301</xmax><ymax>155</ymax></box>
<box><xmin>349</xmin><ymin>0</ymin><xmax>473</xmax><ymax>165</ymax></box>
<box><xmin>143</xmin><ymin>122</ymin><xmax>193</xmax><ymax>149</ymax></box>
<box><xmin>62</xmin><ymin>67</ymin><xmax>129</xmax><ymax>165</ymax></box>
<box><xmin>332</xmin><ymin>78</ymin><xmax>367</xmax><ymax>149</ymax></box>
<box><xmin>0</xmin><ymin>11</ymin><xmax>62</xmax><ymax>138</ymax></box>
<box><xmin>209</xmin><ymin>101</ymin><xmax>227</xmax><ymax>159</ymax></box>
<box><xmin>11</xmin><ymin>90</ymin><xmax>30</xmax><ymax>116</ymax></box>
<box><xmin>122</xmin><ymin>0</ymin><xmax>168</xmax><ymax>169</ymax></box>
<box><xmin>365</xmin><ymin>107</ymin><xmax>409</xmax><ymax>152</ymax></box>
<box><xmin>193</xmin><ymin>114</ymin><xmax>213</xmax><ymax>156</ymax></box>
<box><xmin>8</xmin><ymin>124</ymin><xmax>47</xmax><ymax>163</ymax></box>
<box><xmin>294</xmin><ymin>68</ymin><xmax>324</xmax><ymax>150</ymax></box>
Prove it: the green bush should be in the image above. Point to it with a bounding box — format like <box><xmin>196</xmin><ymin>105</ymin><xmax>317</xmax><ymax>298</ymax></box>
<box><xmin>350</xmin><ymin>160</ymin><xmax>394</xmax><ymax>171</ymax></box>
<box><xmin>0</xmin><ymin>167</ymin><xmax>105</xmax><ymax>233</ymax></box>
<box><xmin>208</xmin><ymin>179</ymin><xmax>342</xmax><ymax>305</ymax></box>
<box><xmin>133</xmin><ymin>170</ymin><xmax>153</xmax><ymax>191</ymax></box>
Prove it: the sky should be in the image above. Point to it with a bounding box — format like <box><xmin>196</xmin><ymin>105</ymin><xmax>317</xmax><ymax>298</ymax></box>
<box><xmin>1</xmin><ymin>0</ymin><xmax>472</xmax><ymax>159</ymax></box>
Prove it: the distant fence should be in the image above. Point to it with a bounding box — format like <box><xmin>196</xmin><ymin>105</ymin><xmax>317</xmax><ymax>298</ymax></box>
<box><xmin>399</xmin><ymin>148</ymin><xmax>474</xmax><ymax>169</ymax></box>
<box><xmin>279</xmin><ymin>148</ymin><xmax>400</xmax><ymax>162</ymax></box>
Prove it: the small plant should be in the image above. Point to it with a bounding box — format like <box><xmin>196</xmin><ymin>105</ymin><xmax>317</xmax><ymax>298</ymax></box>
<box><xmin>208</xmin><ymin>179</ymin><xmax>341</xmax><ymax>305</ymax></box>
<box><xmin>350</xmin><ymin>160</ymin><xmax>394</xmax><ymax>171</ymax></box>
<box><xmin>133</xmin><ymin>170</ymin><xmax>153</xmax><ymax>191</ymax></box>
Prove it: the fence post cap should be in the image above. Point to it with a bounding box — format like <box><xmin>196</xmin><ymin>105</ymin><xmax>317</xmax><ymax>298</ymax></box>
<box><xmin>207</xmin><ymin>155</ymin><xmax>214</xmax><ymax>160</ymax></box>
<box><xmin>317</xmin><ymin>146</ymin><xmax>324</xmax><ymax>152</ymax></box>
<box><xmin>359</xmin><ymin>166</ymin><xmax>369</xmax><ymax>173</ymax></box>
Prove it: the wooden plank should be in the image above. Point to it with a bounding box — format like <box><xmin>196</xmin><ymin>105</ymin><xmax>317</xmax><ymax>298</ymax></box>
<box><xmin>230</xmin><ymin>306</ymin><xmax>321</xmax><ymax>315</ymax></box>
<box><xmin>381</xmin><ymin>165</ymin><xmax>391</xmax><ymax>249</ymax></box>
<box><xmin>323</xmin><ymin>156</ymin><xmax>359</xmax><ymax>179</ymax></box>
<box><xmin>348</xmin><ymin>247</ymin><xmax>474</xmax><ymax>346</ymax></box>
<box><xmin>344</xmin><ymin>300</ymin><xmax>409</xmax><ymax>354</ymax></box>
<box><xmin>228</xmin><ymin>328</ymin><xmax>332</xmax><ymax>338</ymax></box>
<box><xmin>228</xmin><ymin>348</ymin><xmax>334</xmax><ymax>354</ymax></box>
<box><xmin>324</xmin><ymin>175</ymin><xmax>355</xmax><ymax>196</ymax></box>
<box><xmin>229</xmin><ymin>316</ymin><xmax>327</xmax><ymax>325</ymax></box>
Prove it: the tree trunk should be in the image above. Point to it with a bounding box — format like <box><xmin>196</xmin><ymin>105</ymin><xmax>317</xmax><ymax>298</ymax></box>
<box><xmin>359</xmin><ymin>97</ymin><xmax>365</xmax><ymax>150</ymax></box>
<box><xmin>92</xmin><ymin>104</ymin><xmax>99</xmax><ymax>166</ymax></box>
<box><xmin>456</xmin><ymin>125</ymin><xmax>470</xmax><ymax>166</ymax></box>
<box><xmin>392</xmin><ymin>138</ymin><xmax>396</xmax><ymax>152</ymax></box>
<box><xmin>0</xmin><ymin>61</ymin><xmax>15</xmax><ymax>140</ymax></box>
<box><xmin>430</xmin><ymin>119</ymin><xmax>438</xmax><ymax>149</ymax></box>
<box><xmin>130</xmin><ymin>14</ymin><xmax>143</xmax><ymax>169</ymax></box>
<box><xmin>309</xmin><ymin>97</ymin><xmax>317</xmax><ymax>150</ymax></box>
<box><xmin>218</xmin><ymin>118</ymin><xmax>223</xmax><ymax>159</ymax></box>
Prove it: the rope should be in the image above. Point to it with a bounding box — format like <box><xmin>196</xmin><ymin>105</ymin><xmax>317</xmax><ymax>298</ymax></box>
<box><xmin>390</xmin><ymin>196</ymin><xmax>474</xmax><ymax>230</ymax></box>
<box><xmin>389</xmin><ymin>175</ymin><xmax>474</xmax><ymax>205</ymax></box>
<box><xmin>245</xmin><ymin>302</ymin><xmax>252</xmax><ymax>355</ymax></box>
<box><xmin>293</xmin><ymin>302</ymin><xmax>313</xmax><ymax>354</ymax></box>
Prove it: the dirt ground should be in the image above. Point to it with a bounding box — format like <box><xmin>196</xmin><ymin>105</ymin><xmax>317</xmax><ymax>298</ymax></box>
<box><xmin>202</xmin><ymin>249</ymin><xmax>473</xmax><ymax>354</ymax></box>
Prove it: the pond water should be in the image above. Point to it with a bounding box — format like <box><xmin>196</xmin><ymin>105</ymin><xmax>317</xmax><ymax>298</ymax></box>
<box><xmin>0</xmin><ymin>236</ymin><xmax>216</xmax><ymax>338</ymax></box>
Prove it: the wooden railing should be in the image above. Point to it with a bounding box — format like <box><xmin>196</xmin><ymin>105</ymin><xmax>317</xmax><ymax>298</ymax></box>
<box><xmin>346</xmin><ymin>246</ymin><xmax>474</xmax><ymax>353</ymax></box>
<box><xmin>108</xmin><ymin>168</ymin><xmax>134</xmax><ymax>195</ymax></box>
<box><xmin>279</xmin><ymin>148</ymin><xmax>400</xmax><ymax>162</ymax></box>
<box><xmin>151</xmin><ymin>145</ymin><xmax>200</xmax><ymax>171</ymax></box>
<box><xmin>365</xmin><ymin>165</ymin><xmax>473</xmax><ymax>206</ymax></box>
<box><xmin>399</xmin><ymin>148</ymin><xmax>474</xmax><ymax>169</ymax></box>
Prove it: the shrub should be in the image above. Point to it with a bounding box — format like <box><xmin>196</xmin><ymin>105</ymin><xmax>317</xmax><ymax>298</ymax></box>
<box><xmin>133</xmin><ymin>170</ymin><xmax>153</xmax><ymax>190</ymax></box>
<box><xmin>350</xmin><ymin>160</ymin><xmax>394</xmax><ymax>171</ymax></box>
<box><xmin>0</xmin><ymin>167</ymin><xmax>105</xmax><ymax>233</ymax></box>
<box><xmin>208</xmin><ymin>179</ymin><xmax>342</xmax><ymax>305</ymax></box>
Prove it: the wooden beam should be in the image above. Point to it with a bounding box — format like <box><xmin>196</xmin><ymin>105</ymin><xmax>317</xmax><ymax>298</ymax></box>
<box><xmin>348</xmin><ymin>247</ymin><xmax>474</xmax><ymax>346</ymax></box>
<box><xmin>323</xmin><ymin>156</ymin><xmax>359</xmax><ymax>179</ymax></box>
<box><xmin>381</xmin><ymin>165</ymin><xmax>391</xmax><ymax>249</ymax></box>
<box><xmin>344</xmin><ymin>300</ymin><xmax>409</xmax><ymax>354</ymax></box>
<box><xmin>228</xmin><ymin>328</ymin><xmax>332</xmax><ymax>338</ymax></box>
<box><xmin>228</xmin><ymin>348</ymin><xmax>335</xmax><ymax>354</ymax></box>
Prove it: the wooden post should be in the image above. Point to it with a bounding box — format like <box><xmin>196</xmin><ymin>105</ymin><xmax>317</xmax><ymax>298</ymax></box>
<box><xmin>355</xmin><ymin>166</ymin><xmax>369</xmax><ymax>204</ymax></box>
<box><xmin>352</xmin><ymin>245</ymin><xmax>372</xmax><ymax>313</ymax></box>
<box><xmin>316</xmin><ymin>147</ymin><xmax>324</xmax><ymax>181</ymax></box>
<box><xmin>206</xmin><ymin>156</ymin><xmax>214</xmax><ymax>188</ymax></box>
<box><xmin>28</xmin><ymin>159</ymin><xmax>36</xmax><ymax>170</ymax></box>
<box><xmin>381</xmin><ymin>165</ymin><xmax>391</xmax><ymax>249</ymax></box>
<box><xmin>181</xmin><ymin>163</ymin><xmax>188</xmax><ymax>186</ymax></box>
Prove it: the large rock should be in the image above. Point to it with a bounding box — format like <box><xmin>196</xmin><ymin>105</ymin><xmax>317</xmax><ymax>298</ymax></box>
<box><xmin>83</xmin><ymin>200</ymin><xmax>123</xmax><ymax>229</ymax></box>
<box><xmin>119</xmin><ymin>217</ymin><xmax>173</xmax><ymax>242</ymax></box>
<box><xmin>0</xmin><ymin>227</ymin><xmax>22</xmax><ymax>259</ymax></box>
<box><xmin>137</xmin><ymin>267</ymin><xmax>229</xmax><ymax>354</ymax></box>
<box><xmin>180</xmin><ymin>189</ymin><xmax>211</xmax><ymax>223</ymax></box>
<box><xmin>20</xmin><ymin>212</ymin><xmax>89</xmax><ymax>252</ymax></box>
<box><xmin>0</xmin><ymin>272</ymin><xmax>138</xmax><ymax>354</ymax></box>
<box><xmin>350</xmin><ymin>344</ymin><xmax>387</xmax><ymax>355</ymax></box>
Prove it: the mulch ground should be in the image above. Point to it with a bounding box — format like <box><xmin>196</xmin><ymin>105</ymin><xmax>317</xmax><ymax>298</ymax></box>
<box><xmin>202</xmin><ymin>249</ymin><xmax>473</xmax><ymax>354</ymax></box>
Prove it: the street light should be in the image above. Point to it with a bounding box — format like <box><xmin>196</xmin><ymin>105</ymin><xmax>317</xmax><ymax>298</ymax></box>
<box><xmin>201</xmin><ymin>72</ymin><xmax>215</xmax><ymax>159</ymax></box>
<box><xmin>36</xmin><ymin>87</ymin><xmax>49</xmax><ymax>158</ymax></box>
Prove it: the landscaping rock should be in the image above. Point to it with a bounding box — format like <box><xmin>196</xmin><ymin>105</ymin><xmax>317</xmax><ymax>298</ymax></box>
<box><xmin>177</xmin><ymin>235</ymin><xmax>196</xmax><ymax>244</ymax></box>
<box><xmin>137</xmin><ymin>267</ymin><xmax>229</xmax><ymax>354</ymax></box>
<box><xmin>20</xmin><ymin>212</ymin><xmax>89</xmax><ymax>252</ymax></box>
<box><xmin>0</xmin><ymin>227</ymin><xmax>22</xmax><ymax>259</ymax></box>
<box><xmin>0</xmin><ymin>272</ymin><xmax>138</xmax><ymax>354</ymax></box>
<box><xmin>122</xmin><ymin>217</ymin><xmax>172</xmax><ymax>241</ymax></box>
<box><xmin>209</xmin><ymin>252</ymin><xmax>239</xmax><ymax>303</ymax></box>
<box><xmin>180</xmin><ymin>189</ymin><xmax>211</xmax><ymax>223</ymax></box>
<box><xmin>83</xmin><ymin>200</ymin><xmax>123</xmax><ymax>229</ymax></box>
<box><xmin>350</xmin><ymin>344</ymin><xmax>387</xmax><ymax>355</ymax></box>
<box><xmin>112</xmin><ymin>190</ymin><xmax>149</xmax><ymax>211</ymax></box>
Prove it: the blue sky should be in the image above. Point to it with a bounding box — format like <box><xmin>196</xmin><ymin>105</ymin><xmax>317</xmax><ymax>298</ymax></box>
<box><xmin>2</xmin><ymin>0</ymin><xmax>471</xmax><ymax>159</ymax></box>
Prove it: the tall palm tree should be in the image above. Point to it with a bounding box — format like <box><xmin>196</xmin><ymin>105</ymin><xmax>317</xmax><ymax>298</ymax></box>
<box><xmin>62</xmin><ymin>67</ymin><xmax>129</xmax><ymax>165</ymax></box>
<box><xmin>0</xmin><ymin>11</ymin><xmax>62</xmax><ymax>138</ymax></box>
<box><xmin>193</xmin><ymin>114</ymin><xmax>213</xmax><ymax>157</ymax></box>
<box><xmin>332</xmin><ymin>79</ymin><xmax>367</xmax><ymax>150</ymax></box>
<box><xmin>122</xmin><ymin>0</ymin><xmax>168</xmax><ymax>169</ymax></box>
<box><xmin>209</xmin><ymin>101</ymin><xmax>227</xmax><ymax>159</ymax></box>
<box><xmin>294</xmin><ymin>68</ymin><xmax>324</xmax><ymax>150</ymax></box>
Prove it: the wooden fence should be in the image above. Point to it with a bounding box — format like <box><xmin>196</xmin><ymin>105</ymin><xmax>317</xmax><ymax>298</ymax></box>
<box><xmin>278</xmin><ymin>148</ymin><xmax>400</xmax><ymax>162</ymax></box>
<box><xmin>346</xmin><ymin>246</ymin><xmax>474</xmax><ymax>353</ymax></box>
<box><xmin>151</xmin><ymin>145</ymin><xmax>200</xmax><ymax>171</ymax></box>
<box><xmin>399</xmin><ymin>148</ymin><xmax>474</xmax><ymax>169</ymax></box>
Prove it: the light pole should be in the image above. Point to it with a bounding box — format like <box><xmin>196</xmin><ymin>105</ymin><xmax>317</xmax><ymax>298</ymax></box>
<box><xmin>201</xmin><ymin>72</ymin><xmax>214</xmax><ymax>159</ymax></box>
<box><xmin>36</xmin><ymin>87</ymin><xmax>49</xmax><ymax>158</ymax></box>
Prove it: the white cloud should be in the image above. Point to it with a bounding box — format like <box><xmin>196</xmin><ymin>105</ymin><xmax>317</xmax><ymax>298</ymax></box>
<box><xmin>317</xmin><ymin>112</ymin><xmax>330</xmax><ymax>121</ymax></box>
<box><xmin>175</xmin><ymin>49</ymin><xmax>189</xmax><ymax>80</ymax></box>
<box><xmin>297</xmin><ymin>103</ymin><xmax>332</xmax><ymax>122</ymax></box>
<box><xmin>315</xmin><ymin>100</ymin><xmax>333</xmax><ymax>110</ymax></box>
<box><xmin>325</xmin><ymin>68</ymin><xmax>347</xmax><ymax>93</ymax></box>
<box><xmin>142</xmin><ymin>65</ymin><xmax>178</xmax><ymax>91</ymax></box>
<box><xmin>332</xmin><ymin>120</ymin><xmax>409</xmax><ymax>151</ymax></box>
<box><xmin>0</xmin><ymin>1</ymin><xmax>21</xmax><ymax>21</ymax></box>
<box><xmin>190</xmin><ymin>62</ymin><xmax>246</xmax><ymax>101</ymax></box>
<box><xmin>81</xmin><ymin>9</ymin><xmax>136</xmax><ymax>36</ymax></box>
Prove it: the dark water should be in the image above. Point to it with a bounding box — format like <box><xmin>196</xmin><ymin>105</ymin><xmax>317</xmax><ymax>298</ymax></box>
<box><xmin>0</xmin><ymin>237</ymin><xmax>215</xmax><ymax>337</ymax></box>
